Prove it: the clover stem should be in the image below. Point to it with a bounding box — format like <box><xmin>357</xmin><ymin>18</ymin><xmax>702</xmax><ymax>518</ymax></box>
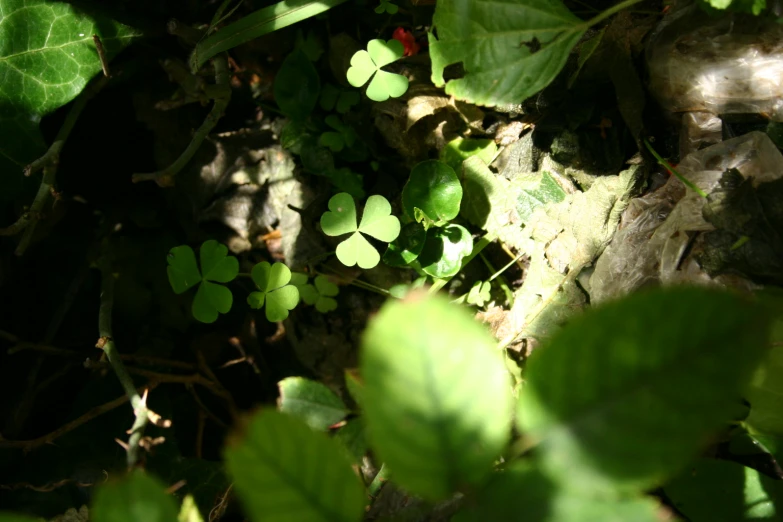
<box><xmin>315</xmin><ymin>266</ymin><xmax>391</xmax><ymax>297</ymax></box>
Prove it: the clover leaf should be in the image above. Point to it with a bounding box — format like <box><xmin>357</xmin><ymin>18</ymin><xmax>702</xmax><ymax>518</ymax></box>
<box><xmin>298</xmin><ymin>275</ymin><xmax>340</xmax><ymax>313</ymax></box>
<box><xmin>417</xmin><ymin>224</ymin><xmax>473</xmax><ymax>278</ymax></box>
<box><xmin>346</xmin><ymin>39</ymin><xmax>409</xmax><ymax>102</ymax></box>
<box><xmin>167</xmin><ymin>240</ymin><xmax>239</xmax><ymax>324</ymax></box>
<box><xmin>320</xmin><ymin>84</ymin><xmax>360</xmax><ymax>114</ymax></box>
<box><xmin>321</xmin><ymin>193</ymin><xmax>401</xmax><ymax>269</ymax></box>
<box><xmin>467</xmin><ymin>280</ymin><xmax>492</xmax><ymax>307</ymax></box>
<box><xmin>383</xmin><ymin>222</ymin><xmax>427</xmax><ymax>267</ymax></box>
<box><xmin>375</xmin><ymin>0</ymin><xmax>399</xmax><ymax>14</ymax></box>
<box><xmin>402</xmin><ymin>160</ymin><xmax>463</xmax><ymax>223</ymax></box>
<box><xmin>319</xmin><ymin>115</ymin><xmax>357</xmax><ymax>152</ymax></box>
<box><xmin>247</xmin><ymin>262</ymin><xmax>300</xmax><ymax>322</ymax></box>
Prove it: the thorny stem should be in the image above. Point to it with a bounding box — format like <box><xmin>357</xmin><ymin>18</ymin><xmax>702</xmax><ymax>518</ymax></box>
<box><xmin>132</xmin><ymin>53</ymin><xmax>231</xmax><ymax>187</ymax></box>
<box><xmin>97</xmin><ymin>252</ymin><xmax>169</xmax><ymax>467</ymax></box>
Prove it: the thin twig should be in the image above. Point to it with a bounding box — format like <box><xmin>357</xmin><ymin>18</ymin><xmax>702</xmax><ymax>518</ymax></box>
<box><xmin>92</xmin><ymin>34</ymin><xmax>111</xmax><ymax>77</ymax></box>
<box><xmin>187</xmin><ymin>385</ymin><xmax>229</xmax><ymax>428</ymax></box>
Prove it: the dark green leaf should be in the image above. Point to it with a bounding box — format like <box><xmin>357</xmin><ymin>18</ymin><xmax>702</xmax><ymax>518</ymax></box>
<box><xmin>278</xmin><ymin>377</ymin><xmax>349</xmax><ymax>430</ymax></box>
<box><xmin>333</xmin><ymin>418</ymin><xmax>367</xmax><ymax>464</ymax></box>
<box><xmin>518</xmin><ymin>287</ymin><xmax>772</xmax><ymax>494</ymax></box>
<box><xmin>383</xmin><ymin>222</ymin><xmax>427</xmax><ymax>267</ymax></box>
<box><xmin>440</xmin><ymin>137</ymin><xmax>497</xmax><ymax>172</ymax></box>
<box><xmin>402</xmin><ymin>160</ymin><xmax>462</xmax><ymax>222</ymax></box>
<box><xmin>274</xmin><ymin>50</ymin><xmax>320</xmax><ymax>121</ymax></box>
<box><xmin>418</xmin><ymin>224</ymin><xmax>473</xmax><ymax>278</ymax></box>
<box><xmin>193</xmin><ymin>280</ymin><xmax>233</xmax><ymax>324</ymax></box>
<box><xmin>199</xmin><ymin>240</ymin><xmax>239</xmax><ymax>283</ymax></box>
<box><xmin>225</xmin><ymin>409</ymin><xmax>366</xmax><ymax>522</ymax></box>
<box><xmin>167</xmin><ymin>245</ymin><xmax>201</xmax><ymax>294</ymax></box>
<box><xmin>92</xmin><ymin>470</ymin><xmax>179</xmax><ymax>522</ymax></box>
<box><xmin>361</xmin><ymin>294</ymin><xmax>512</xmax><ymax>500</ymax></box>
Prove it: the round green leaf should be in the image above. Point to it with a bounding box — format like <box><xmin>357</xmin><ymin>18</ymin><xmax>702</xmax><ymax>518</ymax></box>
<box><xmin>517</xmin><ymin>287</ymin><xmax>772</xmax><ymax>494</ymax></box>
<box><xmin>225</xmin><ymin>409</ymin><xmax>366</xmax><ymax>522</ymax></box>
<box><xmin>358</xmin><ymin>194</ymin><xmax>400</xmax><ymax>242</ymax></box>
<box><xmin>265</xmin><ymin>285</ymin><xmax>300</xmax><ymax>322</ymax></box>
<box><xmin>299</xmin><ymin>284</ymin><xmax>320</xmax><ymax>306</ymax></box>
<box><xmin>273</xmin><ymin>50</ymin><xmax>320</xmax><ymax>121</ymax></box>
<box><xmin>247</xmin><ymin>291</ymin><xmax>266</xmax><ymax>310</ymax></box>
<box><xmin>360</xmin><ymin>294</ymin><xmax>513</xmax><ymax>500</ymax></box>
<box><xmin>383</xmin><ymin>222</ymin><xmax>427</xmax><ymax>267</ymax></box>
<box><xmin>366</xmin><ymin>70</ymin><xmax>409</xmax><ymax>102</ymax></box>
<box><xmin>441</xmin><ymin>137</ymin><xmax>497</xmax><ymax>172</ymax></box>
<box><xmin>336</xmin><ymin>232</ymin><xmax>380</xmax><ymax>269</ymax></box>
<box><xmin>367</xmin><ymin>39</ymin><xmax>404</xmax><ymax>68</ymax></box>
<box><xmin>321</xmin><ymin>193</ymin><xmax>358</xmax><ymax>236</ymax></box>
<box><xmin>167</xmin><ymin>245</ymin><xmax>201</xmax><ymax>294</ymax></box>
<box><xmin>319</xmin><ymin>131</ymin><xmax>344</xmax><ymax>152</ymax></box>
<box><xmin>92</xmin><ymin>470</ymin><xmax>179</xmax><ymax>522</ymax></box>
<box><xmin>199</xmin><ymin>240</ymin><xmax>239</xmax><ymax>283</ymax></box>
<box><xmin>315</xmin><ymin>297</ymin><xmax>338</xmax><ymax>313</ymax></box>
<box><xmin>193</xmin><ymin>280</ymin><xmax>233</xmax><ymax>324</ymax></box>
<box><xmin>664</xmin><ymin>458</ymin><xmax>783</xmax><ymax>521</ymax></box>
<box><xmin>314</xmin><ymin>275</ymin><xmax>339</xmax><ymax>297</ymax></box>
<box><xmin>402</xmin><ymin>160</ymin><xmax>462</xmax><ymax>222</ymax></box>
<box><xmin>278</xmin><ymin>377</ymin><xmax>349</xmax><ymax>431</ymax></box>
<box><xmin>346</xmin><ymin>50</ymin><xmax>376</xmax><ymax>88</ymax></box>
<box><xmin>418</xmin><ymin>224</ymin><xmax>473</xmax><ymax>278</ymax></box>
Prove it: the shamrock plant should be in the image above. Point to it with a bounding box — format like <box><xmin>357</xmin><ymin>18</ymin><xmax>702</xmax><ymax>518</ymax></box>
<box><xmin>167</xmin><ymin>240</ymin><xmax>239</xmax><ymax>324</ymax></box>
<box><xmin>384</xmin><ymin>160</ymin><xmax>473</xmax><ymax>278</ymax></box>
<box><xmin>320</xmin><ymin>83</ymin><xmax>360</xmax><ymax>114</ymax></box>
<box><xmin>292</xmin><ymin>273</ymin><xmax>340</xmax><ymax>313</ymax></box>
<box><xmin>247</xmin><ymin>262</ymin><xmax>300</xmax><ymax>322</ymax></box>
<box><xmin>375</xmin><ymin>0</ymin><xmax>399</xmax><ymax>14</ymax></box>
<box><xmin>319</xmin><ymin>115</ymin><xmax>357</xmax><ymax>152</ymax></box>
<box><xmin>346</xmin><ymin>39</ymin><xmax>409</xmax><ymax>102</ymax></box>
<box><xmin>467</xmin><ymin>280</ymin><xmax>492</xmax><ymax>307</ymax></box>
<box><xmin>321</xmin><ymin>192</ymin><xmax>401</xmax><ymax>269</ymax></box>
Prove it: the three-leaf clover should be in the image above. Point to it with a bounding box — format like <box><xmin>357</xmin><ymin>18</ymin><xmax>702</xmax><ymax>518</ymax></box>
<box><xmin>320</xmin><ymin>84</ymin><xmax>360</xmax><ymax>114</ymax></box>
<box><xmin>375</xmin><ymin>0</ymin><xmax>399</xmax><ymax>14</ymax></box>
<box><xmin>346</xmin><ymin>39</ymin><xmax>409</xmax><ymax>102</ymax></box>
<box><xmin>319</xmin><ymin>115</ymin><xmax>357</xmax><ymax>152</ymax></box>
<box><xmin>467</xmin><ymin>280</ymin><xmax>492</xmax><ymax>307</ymax></box>
<box><xmin>247</xmin><ymin>262</ymin><xmax>300</xmax><ymax>322</ymax></box>
<box><xmin>167</xmin><ymin>240</ymin><xmax>239</xmax><ymax>324</ymax></box>
<box><xmin>321</xmin><ymin>193</ymin><xmax>401</xmax><ymax>269</ymax></box>
<box><xmin>299</xmin><ymin>275</ymin><xmax>340</xmax><ymax>313</ymax></box>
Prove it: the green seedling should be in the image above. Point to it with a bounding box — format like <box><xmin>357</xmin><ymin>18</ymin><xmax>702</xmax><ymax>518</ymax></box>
<box><xmin>375</xmin><ymin>0</ymin><xmax>399</xmax><ymax>14</ymax></box>
<box><xmin>247</xmin><ymin>262</ymin><xmax>300</xmax><ymax>322</ymax></box>
<box><xmin>346</xmin><ymin>39</ymin><xmax>409</xmax><ymax>102</ymax></box>
<box><xmin>321</xmin><ymin>192</ymin><xmax>401</xmax><ymax>269</ymax></box>
<box><xmin>402</xmin><ymin>160</ymin><xmax>462</xmax><ymax>223</ymax></box>
<box><xmin>299</xmin><ymin>275</ymin><xmax>340</xmax><ymax>313</ymax></box>
<box><xmin>167</xmin><ymin>240</ymin><xmax>239</xmax><ymax>323</ymax></box>
<box><xmin>320</xmin><ymin>83</ymin><xmax>360</xmax><ymax>114</ymax></box>
<box><xmin>319</xmin><ymin>115</ymin><xmax>357</xmax><ymax>152</ymax></box>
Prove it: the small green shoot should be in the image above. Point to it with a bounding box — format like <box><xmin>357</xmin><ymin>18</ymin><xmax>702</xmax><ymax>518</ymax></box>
<box><xmin>346</xmin><ymin>39</ymin><xmax>409</xmax><ymax>102</ymax></box>
<box><xmin>320</xmin><ymin>83</ymin><xmax>360</xmax><ymax>114</ymax></box>
<box><xmin>402</xmin><ymin>160</ymin><xmax>462</xmax><ymax>223</ymax></box>
<box><xmin>167</xmin><ymin>240</ymin><xmax>239</xmax><ymax>324</ymax></box>
<box><xmin>375</xmin><ymin>0</ymin><xmax>399</xmax><ymax>14</ymax></box>
<box><xmin>247</xmin><ymin>262</ymin><xmax>300</xmax><ymax>322</ymax></box>
<box><xmin>319</xmin><ymin>115</ymin><xmax>357</xmax><ymax>152</ymax></box>
<box><xmin>320</xmin><ymin>193</ymin><xmax>401</xmax><ymax>269</ymax></box>
<box><xmin>299</xmin><ymin>275</ymin><xmax>340</xmax><ymax>313</ymax></box>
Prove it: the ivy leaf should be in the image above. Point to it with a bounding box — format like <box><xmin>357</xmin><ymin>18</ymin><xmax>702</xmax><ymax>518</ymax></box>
<box><xmin>403</xmin><ymin>160</ymin><xmax>463</xmax><ymax>222</ymax></box>
<box><xmin>0</xmin><ymin>1</ymin><xmax>139</xmax><ymax>196</ymax></box>
<box><xmin>418</xmin><ymin>224</ymin><xmax>474</xmax><ymax>279</ymax></box>
<box><xmin>346</xmin><ymin>39</ymin><xmax>409</xmax><ymax>102</ymax></box>
<box><xmin>429</xmin><ymin>0</ymin><xmax>586</xmax><ymax>107</ymax></box>
<box><xmin>361</xmin><ymin>294</ymin><xmax>513</xmax><ymax>500</ymax></box>
<box><xmin>321</xmin><ymin>193</ymin><xmax>401</xmax><ymax>269</ymax></box>
<box><xmin>278</xmin><ymin>377</ymin><xmax>348</xmax><ymax>430</ymax></box>
<box><xmin>225</xmin><ymin>409</ymin><xmax>366</xmax><ymax>522</ymax></box>
<box><xmin>247</xmin><ymin>262</ymin><xmax>300</xmax><ymax>322</ymax></box>
<box><xmin>167</xmin><ymin>241</ymin><xmax>238</xmax><ymax>324</ymax></box>
<box><xmin>517</xmin><ymin>287</ymin><xmax>772</xmax><ymax>494</ymax></box>
<box><xmin>92</xmin><ymin>470</ymin><xmax>179</xmax><ymax>522</ymax></box>
<box><xmin>273</xmin><ymin>49</ymin><xmax>320</xmax><ymax>121</ymax></box>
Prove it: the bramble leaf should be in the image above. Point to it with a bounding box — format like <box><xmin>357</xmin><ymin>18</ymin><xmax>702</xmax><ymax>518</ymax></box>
<box><xmin>278</xmin><ymin>377</ymin><xmax>348</xmax><ymax>430</ymax></box>
<box><xmin>92</xmin><ymin>470</ymin><xmax>179</xmax><ymax>522</ymax></box>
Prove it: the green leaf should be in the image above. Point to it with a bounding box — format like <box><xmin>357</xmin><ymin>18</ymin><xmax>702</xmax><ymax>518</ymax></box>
<box><xmin>429</xmin><ymin>0</ymin><xmax>586</xmax><ymax>107</ymax></box>
<box><xmin>454</xmin><ymin>461</ymin><xmax>660</xmax><ymax>522</ymax></box>
<box><xmin>311</xmin><ymin>275</ymin><xmax>340</xmax><ymax>313</ymax></box>
<box><xmin>700</xmin><ymin>0</ymin><xmax>766</xmax><ymax>15</ymax></box>
<box><xmin>334</xmin><ymin>418</ymin><xmax>367</xmax><ymax>464</ymax></box>
<box><xmin>278</xmin><ymin>377</ymin><xmax>349</xmax><ymax>430</ymax></box>
<box><xmin>418</xmin><ymin>224</ymin><xmax>473</xmax><ymax>279</ymax></box>
<box><xmin>323</xmin><ymin>168</ymin><xmax>365</xmax><ymax>199</ymax></box>
<box><xmin>360</xmin><ymin>294</ymin><xmax>513</xmax><ymax>501</ymax></box>
<box><xmin>322</xmin><ymin>193</ymin><xmax>400</xmax><ymax>269</ymax></box>
<box><xmin>516</xmin><ymin>171</ymin><xmax>569</xmax><ymax>222</ymax></box>
<box><xmin>167</xmin><ymin>245</ymin><xmax>201</xmax><ymax>294</ymax></box>
<box><xmin>178</xmin><ymin>495</ymin><xmax>205</xmax><ymax>522</ymax></box>
<box><xmin>190</xmin><ymin>0</ymin><xmax>350</xmax><ymax>72</ymax></box>
<box><xmin>517</xmin><ymin>287</ymin><xmax>773</xmax><ymax>495</ymax></box>
<box><xmin>746</xmin><ymin>344</ymin><xmax>783</xmax><ymax>436</ymax></box>
<box><xmin>0</xmin><ymin>515</ymin><xmax>39</xmax><ymax>522</ymax></box>
<box><xmin>92</xmin><ymin>470</ymin><xmax>179</xmax><ymax>522</ymax></box>
<box><xmin>193</xmin><ymin>280</ymin><xmax>233</xmax><ymax>324</ymax></box>
<box><xmin>402</xmin><ymin>160</ymin><xmax>463</xmax><ymax>222</ymax></box>
<box><xmin>247</xmin><ymin>262</ymin><xmax>300</xmax><ymax>322</ymax></box>
<box><xmin>383</xmin><ymin>222</ymin><xmax>427</xmax><ymax>267</ymax></box>
<box><xmin>440</xmin><ymin>137</ymin><xmax>498</xmax><ymax>172</ymax></box>
<box><xmin>274</xmin><ymin>50</ymin><xmax>320</xmax><ymax>121</ymax></box>
<box><xmin>375</xmin><ymin>0</ymin><xmax>399</xmax><ymax>14</ymax></box>
<box><xmin>225</xmin><ymin>409</ymin><xmax>366</xmax><ymax>522</ymax></box>
<box><xmin>664</xmin><ymin>458</ymin><xmax>783</xmax><ymax>521</ymax></box>
<box><xmin>466</xmin><ymin>280</ymin><xmax>492</xmax><ymax>307</ymax></box>
<box><xmin>0</xmin><ymin>1</ymin><xmax>139</xmax><ymax>193</ymax></box>
<box><xmin>346</xmin><ymin>39</ymin><xmax>409</xmax><ymax>102</ymax></box>
<box><xmin>199</xmin><ymin>240</ymin><xmax>239</xmax><ymax>283</ymax></box>
<box><xmin>295</xmin><ymin>29</ymin><xmax>324</xmax><ymax>62</ymax></box>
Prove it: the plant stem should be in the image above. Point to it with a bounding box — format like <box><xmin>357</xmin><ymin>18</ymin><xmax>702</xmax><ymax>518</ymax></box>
<box><xmin>643</xmin><ymin>139</ymin><xmax>708</xmax><ymax>198</ymax></box>
<box><xmin>316</xmin><ymin>266</ymin><xmax>391</xmax><ymax>296</ymax></box>
<box><xmin>368</xmin><ymin>464</ymin><xmax>389</xmax><ymax>498</ymax></box>
<box><xmin>479</xmin><ymin>253</ymin><xmax>514</xmax><ymax>305</ymax></box>
<box><xmin>582</xmin><ymin>0</ymin><xmax>645</xmax><ymax>28</ymax></box>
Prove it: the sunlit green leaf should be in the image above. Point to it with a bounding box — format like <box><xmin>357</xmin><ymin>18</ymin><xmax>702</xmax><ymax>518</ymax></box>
<box><xmin>383</xmin><ymin>222</ymin><xmax>427</xmax><ymax>267</ymax></box>
<box><xmin>92</xmin><ymin>470</ymin><xmax>179</xmax><ymax>522</ymax></box>
<box><xmin>441</xmin><ymin>137</ymin><xmax>497</xmax><ymax>172</ymax></box>
<box><xmin>418</xmin><ymin>224</ymin><xmax>473</xmax><ymax>278</ymax></box>
<box><xmin>278</xmin><ymin>377</ymin><xmax>349</xmax><ymax>430</ymax></box>
<box><xmin>247</xmin><ymin>262</ymin><xmax>300</xmax><ymax>322</ymax></box>
<box><xmin>402</xmin><ymin>160</ymin><xmax>462</xmax><ymax>222</ymax></box>
<box><xmin>199</xmin><ymin>240</ymin><xmax>239</xmax><ymax>283</ymax></box>
<box><xmin>346</xmin><ymin>39</ymin><xmax>408</xmax><ymax>102</ymax></box>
